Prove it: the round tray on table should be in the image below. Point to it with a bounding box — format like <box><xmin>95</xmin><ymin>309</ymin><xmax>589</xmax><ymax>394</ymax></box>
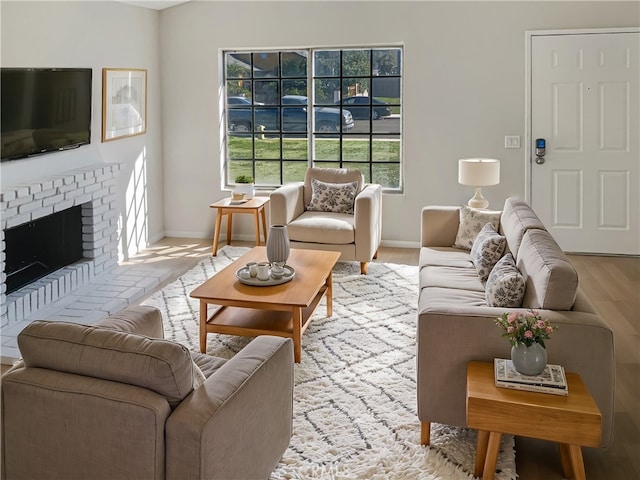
<box><xmin>235</xmin><ymin>265</ymin><xmax>295</xmax><ymax>286</ymax></box>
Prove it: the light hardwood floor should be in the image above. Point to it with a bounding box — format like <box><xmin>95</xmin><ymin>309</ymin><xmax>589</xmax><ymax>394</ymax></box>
<box><xmin>5</xmin><ymin>237</ymin><xmax>639</xmax><ymax>479</ymax></box>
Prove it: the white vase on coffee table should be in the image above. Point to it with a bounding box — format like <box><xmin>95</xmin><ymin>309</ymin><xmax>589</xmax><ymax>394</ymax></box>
<box><xmin>266</xmin><ymin>225</ymin><xmax>290</xmax><ymax>267</ymax></box>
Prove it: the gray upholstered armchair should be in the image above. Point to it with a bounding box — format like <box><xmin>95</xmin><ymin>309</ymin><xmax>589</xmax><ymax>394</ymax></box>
<box><xmin>1</xmin><ymin>306</ymin><xmax>294</xmax><ymax>480</ymax></box>
<box><xmin>270</xmin><ymin>167</ymin><xmax>382</xmax><ymax>274</ymax></box>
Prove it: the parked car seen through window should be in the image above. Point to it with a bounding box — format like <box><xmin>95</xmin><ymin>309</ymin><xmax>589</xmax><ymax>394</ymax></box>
<box><xmin>227</xmin><ymin>95</ymin><xmax>353</xmax><ymax>133</ymax></box>
<box><xmin>337</xmin><ymin>96</ymin><xmax>392</xmax><ymax>120</ymax></box>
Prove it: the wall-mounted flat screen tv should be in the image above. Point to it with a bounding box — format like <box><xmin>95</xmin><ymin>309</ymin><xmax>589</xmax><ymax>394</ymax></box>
<box><xmin>1</xmin><ymin>68</ymin><xmax>92</xmax><ymax>162</ymax></box>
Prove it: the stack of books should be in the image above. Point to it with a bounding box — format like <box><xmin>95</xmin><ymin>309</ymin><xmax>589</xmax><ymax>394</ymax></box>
<box><xmin>494</xmin><ymin>358</ymin><xmax>568</xmax><ymax>396</ymax></box>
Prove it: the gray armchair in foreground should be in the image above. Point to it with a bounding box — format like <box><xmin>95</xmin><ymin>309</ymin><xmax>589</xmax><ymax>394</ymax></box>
<box><xmin>1</xmin><ymin>306</ymin><xmax>294</xmax><ymax>480</ymax></box>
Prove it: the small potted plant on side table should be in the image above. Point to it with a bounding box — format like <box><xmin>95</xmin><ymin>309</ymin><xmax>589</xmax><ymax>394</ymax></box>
<box><xmin>233</xmin><ymin>175</ymin><xmax>255</xmax><ymax>200</ymax></box>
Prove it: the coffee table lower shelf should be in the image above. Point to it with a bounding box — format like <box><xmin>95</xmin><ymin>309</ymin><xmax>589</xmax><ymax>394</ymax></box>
<box><xmin>201</xmin><ymin>285</ymin><xmax>327</xmax><ymax>362</ymax></box>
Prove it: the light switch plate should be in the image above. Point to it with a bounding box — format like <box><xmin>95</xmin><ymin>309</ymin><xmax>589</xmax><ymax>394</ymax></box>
<box><xmin>504</xmin><ymin>136</ymin><xmax>521</xmax><ymax>149</ymax></box>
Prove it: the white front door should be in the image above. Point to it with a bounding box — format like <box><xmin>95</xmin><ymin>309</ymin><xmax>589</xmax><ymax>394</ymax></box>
<box><xmin>530</xmin><ymin>30</ymin><xmax>639</xmax><ymax>254</ymax></box>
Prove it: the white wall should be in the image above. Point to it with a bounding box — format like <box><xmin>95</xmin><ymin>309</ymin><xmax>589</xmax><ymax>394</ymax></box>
<box><xmin>2</xmin><ymin>1</ymin><xmax>638</xmax><ymax>250</ymax></box>
<box><xmin>159</xmin><ymin>1</ymin><xmax>639</xmax><ymax>246</ymax></box>
<box><xmin>0</xmin><ymin>1</ymin><xmax>165</xmax><ymax>257</ymax></box>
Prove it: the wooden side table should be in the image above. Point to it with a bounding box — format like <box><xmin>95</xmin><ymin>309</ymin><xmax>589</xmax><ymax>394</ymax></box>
<box><xmin>210</xmin><ymin>197</ymin><xmax>270</xmax><ymax>256</ymax></box>
<box><xmin>466</xmin><ymin>361</ymin><xmax>601</xmax><ymax>480</ymax></box>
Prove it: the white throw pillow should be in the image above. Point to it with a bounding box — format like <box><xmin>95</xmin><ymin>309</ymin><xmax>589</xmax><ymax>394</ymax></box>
<box><xmin>485</xmin><ymin>253</ymin><xmax>525</xmax><ymax>307</ymax></box>
<box><xmin>307</xmin><ymin>178</ymin><xmax>358</xmax><ymax>214</ymax></box>
<box><xmin>471</xmin><ymin>223</ymin><xmax>506</xmax><ymax>282</ymax></box>
<box><xmin>453</xmin><ymin>205</ymin><xmax>502</xmax><ymax>250</ymax></box>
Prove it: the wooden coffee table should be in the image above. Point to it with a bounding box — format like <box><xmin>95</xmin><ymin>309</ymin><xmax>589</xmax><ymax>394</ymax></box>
<box><xmin>190</xmin><ymin>247</ymin><xmax>341</xmax><ymax>362</ymax></box>
<box><xmin>466</xmin><ymin>361</ymin><xmax>601</xmax><ymax>480</ymax></box>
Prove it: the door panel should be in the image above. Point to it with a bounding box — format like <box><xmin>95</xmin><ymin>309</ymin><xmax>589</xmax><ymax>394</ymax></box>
<box><xmin>599</xmin><ymin>82</ymin><xmax>629</xmax><ymax>151</ymax></box>
<box><xmin>599</xmin><ymin>170</ymin><xmax>629</xmax><ymax>228</ymax></box>
<box><xmin>553</xmin><ymin>170</ymin><xmax>581</xmax><ymax>227</ymax></box>
<box><xmin>531</xmin><ymin>31</ymin><xmax>639</xmax><ymax>254</ymax></box>
<box><xmin>554</xmin><ymin>83</ymin><xmax>583</xmax><ymax>151</ymax></box>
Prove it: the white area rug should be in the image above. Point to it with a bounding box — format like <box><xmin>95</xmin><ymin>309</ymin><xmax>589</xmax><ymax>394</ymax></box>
<box><xmin>142</xmin><ymin>246</ymin><xmax>516</xmax><ymax>479</ymax></box>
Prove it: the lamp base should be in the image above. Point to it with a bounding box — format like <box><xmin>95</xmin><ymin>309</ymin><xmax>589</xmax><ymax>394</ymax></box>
<box><xmin>467</xmin><ymin>187</ymin><xmax>490</xmax><ymax>209</ymax></box>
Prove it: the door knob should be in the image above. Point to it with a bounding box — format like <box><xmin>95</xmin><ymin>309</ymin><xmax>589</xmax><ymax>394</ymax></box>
<box><xmin>535</xmin><ymin>157</ymin><xmax>545</xmax><ymax>165</ymax></box>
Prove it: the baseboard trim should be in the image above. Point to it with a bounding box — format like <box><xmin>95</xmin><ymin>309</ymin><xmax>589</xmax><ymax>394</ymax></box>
<box><xmin>162</xmin><ymin>231</ymin><xmax>420</xmax><ymax>250</ymax></box>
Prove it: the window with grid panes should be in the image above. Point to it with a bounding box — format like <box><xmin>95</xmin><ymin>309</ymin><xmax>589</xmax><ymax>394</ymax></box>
<box><xmin>224</xmin><ymin>47</ymin><xmax>402</xmax><ymax>190</ymax></box>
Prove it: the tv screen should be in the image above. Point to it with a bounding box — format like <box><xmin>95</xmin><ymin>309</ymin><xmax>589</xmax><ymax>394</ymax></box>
<box><xmin>1</xmin><ymin>68</ymin><xmax>92</xmax><ymax>161</ymax></box>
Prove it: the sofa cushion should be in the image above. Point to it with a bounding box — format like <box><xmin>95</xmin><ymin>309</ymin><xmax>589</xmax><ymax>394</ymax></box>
<box><xmin>419</xmin><ymin>246</ymin><xmax>474</xmax><ymax>269</ymax></box>
<box><xmin>307</xmin><ymin>178</ymin><xmax>358</xmax><ymax>214</ymax></box>
<box><xmin>453</xmin><ymin>205</ymin><xmax>501</xmax><ymax>250</ymax></box>
<box><xmin>191</xmin><ymin>360</ymin><xmax>207</xmax><ymax>388</ymax></box>
<box><xmin>191</xmin><ymin>351</ymin><xmax>227</xmax><ymax>378</ymax></box>
<box><xmin>470</xmin><ymin>223</ymin><xmax>506</xmax><ymax>282</ymax></box>
<box><xmin>420</xmin><ymin>265</ymin><xmax>485</xmax><ymax>292</ymax></box>
<box><xmin>485</xmin><ymin>253</ymin><xmax>526</xmax><ymax>307</ymax></box>
<box><xmin>287</xmin><ymin>210</ymin><xmax>355</xmax><ymax>244</ymax></box>
<box><xmin>500</xmin><ymin>197</ymin><xmax>546</xmax><ymax>257</ymax></box>
<box><xmin>419</xmin><ymin>286</ymin><xmax>487</xmax><ymax>310</ymax></box>
<box><xmin>516</xmin><ymin>229</ymin><xmax>578</xmax><ymax>310</ymax></box>
<box><xmin>18</xmin><ymin>320</ymin><xmax>194</xmax><ymax>408</ymax></box>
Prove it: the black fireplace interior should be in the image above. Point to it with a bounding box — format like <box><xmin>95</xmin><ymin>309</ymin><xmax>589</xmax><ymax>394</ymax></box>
<box><xmin>5</xmin><ymin>205</ymin><xmax>84</xmax><ymax>294</ymax></box>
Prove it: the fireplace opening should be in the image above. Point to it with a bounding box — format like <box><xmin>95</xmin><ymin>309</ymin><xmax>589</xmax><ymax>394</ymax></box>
<box><xmin>5</xmin><ymin>206</ymin><xmax>84</xmax><ymax>294</ymax></box>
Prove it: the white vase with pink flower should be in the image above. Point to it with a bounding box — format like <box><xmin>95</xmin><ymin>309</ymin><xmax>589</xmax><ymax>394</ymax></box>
<box><xmin>495</xmin><ymin>310</ymin><xmax>557</xmax><ymax>376</ymax></box>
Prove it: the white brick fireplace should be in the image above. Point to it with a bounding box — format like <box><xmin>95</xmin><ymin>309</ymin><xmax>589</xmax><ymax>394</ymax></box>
<box><xmin>1</xmin><ymin>163</ymin><xmax>121</xmax><ymax>328</ymax></box>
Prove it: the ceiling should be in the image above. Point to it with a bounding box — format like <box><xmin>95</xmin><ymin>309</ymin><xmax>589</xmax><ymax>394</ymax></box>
<box><xmin>116</xmin><ymin>0</ymin><xmax>191</xmax><ymax>10</ymax></box>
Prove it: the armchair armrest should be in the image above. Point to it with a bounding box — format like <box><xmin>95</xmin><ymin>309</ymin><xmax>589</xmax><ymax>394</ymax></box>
<box><xmin>420</xmin><ymin>206</ymin><xmax>460</xmax><ymax>247</ymax></box>
<box><xmin>270</xmin><ymin>182</ymin><xmax>304</xmax><ymax>225</ymax></box>
<box><xmin>354</xmin><ymin>184</ymin><xmax>382</xmax><ymax>260</ymax></box>
<box><xmin>165</xmin><ymin>336</ymin><xmax>294</xmax><ymax>480</ymax></box>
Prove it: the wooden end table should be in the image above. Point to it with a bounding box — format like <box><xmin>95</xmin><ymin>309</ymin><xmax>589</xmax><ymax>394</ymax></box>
<box><xmin>466</xmin><ymin>361</ymin><xmax>601</xmax><ymax>480</ymax></box>
<box><xmin>209</xmin><ymin>197</ymin><xmax>269</xmax><ymax>256</ymax></box>
<box><xmin>189</xmin><ymin>246</ymin><xmax>341</xmax><ymax>363</ymax></box>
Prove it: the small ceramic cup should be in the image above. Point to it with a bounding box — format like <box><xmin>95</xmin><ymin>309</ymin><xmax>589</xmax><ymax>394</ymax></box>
<box><xmin>246</xmin><ymin>262</ymin><xmax>258</xmax><ymax>278</ymax></box>
<box><xmin>271</xmin><ymin>265</ymin><xmax>284</xmax><ymax>280</ymax></box>
<box><xmin>257</xmin><ymin>262</ymin><xmax>270</xmax><ymax>281</ymax></box>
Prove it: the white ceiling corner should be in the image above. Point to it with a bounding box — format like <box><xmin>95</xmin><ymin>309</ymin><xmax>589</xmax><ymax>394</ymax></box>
<box><xmin>115</xmin><ymin>0</ymin><xmax>191</xmax><ymax>11</ymax></box>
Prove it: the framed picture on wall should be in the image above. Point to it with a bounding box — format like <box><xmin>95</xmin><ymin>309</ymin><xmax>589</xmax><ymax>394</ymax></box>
<box><xmin>102</xmin><ymin>68</ymin><xmax>147</xmax><ymax>142</ymax></box>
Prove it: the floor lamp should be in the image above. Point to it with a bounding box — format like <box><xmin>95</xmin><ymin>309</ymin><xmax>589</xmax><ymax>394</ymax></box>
<box><xmin>458</xmin><ymin>158</ymin><xmax>500</xmax><ymax>209</ymax></box>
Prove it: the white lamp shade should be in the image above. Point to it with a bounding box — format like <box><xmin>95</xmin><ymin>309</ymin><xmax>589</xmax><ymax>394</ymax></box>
<box><xmin>458</xmin><ymin>158</ymin><xmax>501</xmax><ymax>187</ymax></box>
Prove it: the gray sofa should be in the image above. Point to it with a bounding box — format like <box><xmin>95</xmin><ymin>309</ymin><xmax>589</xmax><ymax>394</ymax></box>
<box><xmin>417</xmin><ymin>197</ymin><xmax>615</xmax><ymax>448</ymax></box>
<box><xmin>1</xmin><ymin>306</ymin><xmax>294</xmax><ymax>480</ymax></box>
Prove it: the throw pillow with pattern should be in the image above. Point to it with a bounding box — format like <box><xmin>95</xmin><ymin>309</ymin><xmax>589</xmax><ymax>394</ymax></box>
<box><xmin>471</xmin><ymin>222</ymin><xmax>507</xmax><ymax>282</ymax></box>
<box><xmin>307</xmin><ymin>178</ymin><xmax>358</xmax><ymax>214</ymax></box>
<box><xmin>485</xmin><ymin>253</ymin><xmax>525</xmax><ymax>307</ymax></box>
<box><xmin>453</xmin><ymin>205</ymin><xmax>502</xmax><ymax>250</ymax></box>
